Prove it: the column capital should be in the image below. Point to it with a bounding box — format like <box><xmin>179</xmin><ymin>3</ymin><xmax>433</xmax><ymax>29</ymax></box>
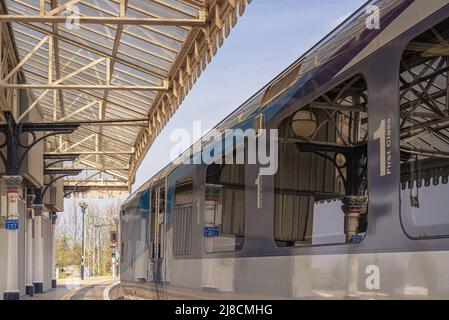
<box><xmin>341</xmin><ymin>195</ymin><xmax>368</xmax><ymax>242</ymax></box>
<box><xmin>341</xmin><ymin>195</ymin><xmax>368</xmax><ymax>211</ymax></box>
<box><xmin>27</xmin><ymin>194</ymin><xmax>36</xmax><ymax>207</ymax></box>
<box><xmin>33</xmin><ymin>203</ymin><xmax>45</xmax><ymax>217</ymax></box>
<box><xmin>3</xmin><ymin>175</ymin><xmax>23</xmax><ymax>191</ymax></box>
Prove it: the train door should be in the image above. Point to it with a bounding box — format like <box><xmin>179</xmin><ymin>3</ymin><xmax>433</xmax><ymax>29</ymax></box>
<box><xmin>148</xmin><ymin>191</ymin><xmax>155</xmax><ymax>288</ymax></box>
<box><xmin>243</xmin><ymin>115</ymin><xmax>279</xmax><ymax>253</ymax></box>
<box><xmin>166</xmin><ymin>167</ymin><xmax>197</xmax><ymax>291</ymax></box>
<box><xmin>150</xmin><ymin>183</ymin><xmax>166</xmax><ymax>298</ymax></box>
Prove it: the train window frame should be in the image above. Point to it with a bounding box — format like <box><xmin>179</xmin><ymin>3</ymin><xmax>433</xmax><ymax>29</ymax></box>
<box><xmin>273</xmin><ymin>73</ymin><xmax>369</xmax><ymax>248</ymax></box>
<box><xmin>203</xmin><ymin>163</ymin><xmax>246</xmax><ymax>253</ymax></box>
<box><xmin>399</xmin><ymin>17</ymin><xmax>449</xmax><ymax>240</ymax></box>
<box><xmin>261</xmin><ymin>63</ymin><xmax>302</xmax><ymax>107</ymax></box>
<box><xmin>150</xmin><ymin>184</ymin><xmax>166</xmax><ymax>260</ymax></box>
<box><xmin>172</xmin><ymin>176</ymin><xmax>194</xmax><ymax>256</ymax></box>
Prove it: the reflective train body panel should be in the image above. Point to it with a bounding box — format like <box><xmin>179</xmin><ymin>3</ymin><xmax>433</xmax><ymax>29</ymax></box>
<box><xmin>120</xmin><ymin>0</ymin><xmax>449</xmax><ymax>299</ymax></box>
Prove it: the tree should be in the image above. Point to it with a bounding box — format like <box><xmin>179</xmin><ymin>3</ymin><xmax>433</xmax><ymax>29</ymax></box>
<box><xmin>56</xmin><ymin>196</ymin><xmax>124</xmax><ymax>278</ymax></box>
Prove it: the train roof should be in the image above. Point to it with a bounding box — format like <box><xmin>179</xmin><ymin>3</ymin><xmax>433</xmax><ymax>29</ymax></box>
<box><xmin>124</xmin><ymin>0</ymin><xmax>420</xmax><ymax>206</ymax></box>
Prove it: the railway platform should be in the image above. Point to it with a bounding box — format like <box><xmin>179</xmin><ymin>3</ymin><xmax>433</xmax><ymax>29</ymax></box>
<box><xmin>22</xmin><ymin>276</ymin><xmax>119</xmax><ymax>301</ymax></box>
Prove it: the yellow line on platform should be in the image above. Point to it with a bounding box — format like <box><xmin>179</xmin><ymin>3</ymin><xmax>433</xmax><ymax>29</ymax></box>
<box><xmin>59</xmin><ymin>277</ymin><xmax>118</xmax><ymax>300</ymax></box>
<box><xmin>59</xmin><ymin>287</ymin><xmax>82</xmax><ymax>300</ymax></box>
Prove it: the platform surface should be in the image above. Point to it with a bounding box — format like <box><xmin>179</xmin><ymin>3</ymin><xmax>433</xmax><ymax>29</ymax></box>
<box><xmin>22</xmin><ymin>276</ymin><xmax>118</xmax><ymax>300</ymax></box>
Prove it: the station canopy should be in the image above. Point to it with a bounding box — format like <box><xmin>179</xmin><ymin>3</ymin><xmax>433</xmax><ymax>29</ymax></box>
<box><xmin>0</xmin><ymin>0</ymin><xmax>251</xmax><ymax>194</ymax></box>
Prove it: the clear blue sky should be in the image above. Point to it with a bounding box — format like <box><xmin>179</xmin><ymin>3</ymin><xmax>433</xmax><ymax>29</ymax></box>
<box><xmin>132</xmin><ymin>0</ymin><xmax>367</xmax><ymax>191</ymax></box>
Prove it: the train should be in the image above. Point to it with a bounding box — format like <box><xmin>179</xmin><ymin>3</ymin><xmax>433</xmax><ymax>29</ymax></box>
<box><xmin>120</xmin><ymin>0</ymin><xmax>449</xmax><ymax>299</ymax></box>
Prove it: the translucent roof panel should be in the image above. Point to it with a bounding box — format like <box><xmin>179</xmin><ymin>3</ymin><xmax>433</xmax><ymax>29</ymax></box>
<box><xmin>1</xmin><ymin>0</ymin><xmax>252</xmax><ymax>191</ymax></box>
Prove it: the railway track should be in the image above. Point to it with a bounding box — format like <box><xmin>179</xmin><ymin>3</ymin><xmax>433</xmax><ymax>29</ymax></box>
<box><xmin>61</xmin><ymin>278</ymin><xmax>118</xmax><ymax>300</ymax></box>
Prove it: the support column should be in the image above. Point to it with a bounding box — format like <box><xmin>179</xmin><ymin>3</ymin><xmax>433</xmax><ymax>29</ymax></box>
<box><xmin>112</xmin><ymin>256</ymin><xmax>116</xmax><ymax>278</ymax></box>
<box><xmin>25</xmin><ymin>193</ymin><xmax>35</xmax><ymax>296</ymax></box>
<box><xmin>32</xmin><ymin>189</ymin><xmax>44</xmax><ymax>294</ymax></box>
<box><xmin>0</xmin><ymin>113</ymin><xmax>79</xmax><ymax>298</ymax></box>
<box><xmin>3</xmin><ymin>175</ymin><xmax>23</xmax><ymax>300</ymax></box>
<box><xmin>51</xmin><ymin>213</ymin><xmax>57</xmax><ymax>289</ymax></box>
<box><xmin>342</xmin><ymin>196</ymin><xmax>368</xmax><ymax>242</ymax></box>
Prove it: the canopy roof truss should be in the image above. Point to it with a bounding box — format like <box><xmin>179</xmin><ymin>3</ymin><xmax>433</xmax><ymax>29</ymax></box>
<box><xmin>399</xmin><ymin>17</ymin><xmax>449</xmax><ymax>189</ymax></box>
<box><xmin>0</xmin><ymin>0</ymin><xmax>251</xmax><ymax>191</ymax></box>
<box><xmin>400</xmin><ymin>23</ymin><xmax>449</xmax><ymax>160</ymax></box>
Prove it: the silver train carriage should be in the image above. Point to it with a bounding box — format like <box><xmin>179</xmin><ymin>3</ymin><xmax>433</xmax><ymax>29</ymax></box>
<box><xmin>120</xmin><ymin>0</ymin><xmax>449</xmax><ymax>299</ymax></box>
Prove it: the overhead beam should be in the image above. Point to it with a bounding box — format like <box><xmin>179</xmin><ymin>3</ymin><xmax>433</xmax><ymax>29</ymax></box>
<box><xmin>50</xmin><ymin>166</ymin><xmax>129</xmax><ymax>171</ymax></box>
<box><xmin>32</xmin><ymin>118</ymin><xmax>149</xmax><ymax>126</ymax></box>
<box><xmin>44</xmin><ymin>169</ymin><xmax>83</xmax><ymax>176</ymax></box>
<box><xmin>64</xmin><ymin>180</ymin><xmax>129</xmax><ymax>188</ymax></box>
<box><xmin>62</xmin><ymin>133</ymin><xmax>95</xmax><ymax>152</ymax></box>
<box><xmin>309</xmin><ymin>101</ymin><xmax>366</xmax><ymax>113</ymax></box>
<box><xmin>64</xmin><ymin>180</ymin><xmax>129</xmax><ymax>185</ymax></box>
<box><xmin>0</xmin><ymin>83</ymin><xmax>169</xmax><ymax>91</ymax></box>
<box><xmin>64</xmin><ymin>185</ymin><xmax>128</xmax><ymax>192</ymax></box>
<box><xmin>0</xmin><ymin>15</ymin><xmax>206</xmax><ymax>26</ymax></box>
<box><xmin>63</xmin><ymin>186</ymin><xmax>128</xmax><ymax>194</ymax></box>
<box><xmin>401</xmin><ymin>146</ymin><xmax>449</xmax><ymax>159</ymax></box>
<box><xmin>47</xmin><ymin>0</ymin><xmax>84</xmax><ymax>16</ymax></box>
<box><xmin>44</xmin><ymin>153</ymin><xmax>81</xmax><ymax>160</ymax></box>
<box><xmin>45</xmin><ymin>151</ymin><xmax>134</xmax><ymax>155</ymax></box>
<box><xmin>50</xmin><ymin>0</ymin><xmax>66</xmax><ymax>118</ymax></box>
<box><xmin>100</xmin><ymin>0</ymin><xmax>128</xmax><ymax>178</ymax></box>
<box><xmin>58</xmin><ymin>100</ymin><xmax>99</xmax><ymax>122</ymax></box>
<box><xmin>1</xmin><ymin>35</ymin><xmax>48</xmax><ymax>83</ymax></box>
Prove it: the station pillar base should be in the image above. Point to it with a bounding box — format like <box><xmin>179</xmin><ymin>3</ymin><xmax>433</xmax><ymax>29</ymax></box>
<box><xmin>3</xmin><ymin>291</ymin><xmax>20</xmax><ymax>300</ymax></box>
<box><xmin>33</xmin><ymin>282</ymin><xmax>43</xmax><ymax>294</ymax></box>
<box><xmin>26</xmin><ymin>285</ymin><xmax>34</xmax><ymax>296</ymax></box>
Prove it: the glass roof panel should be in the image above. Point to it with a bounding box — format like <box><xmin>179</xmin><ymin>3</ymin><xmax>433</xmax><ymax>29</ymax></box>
<box><xmin>1</xmin><ymin>0</ymin><xmax>251</xmax><ymax>191</ymax></box>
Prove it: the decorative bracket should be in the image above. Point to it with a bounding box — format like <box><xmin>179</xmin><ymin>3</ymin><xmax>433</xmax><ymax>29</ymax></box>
<box><xmin>0</xmin><ymin>112</ymin><xmax>79</xmax><ymax>175</ymax></box>
<box><xmin>42</xmin><ymin>168</ymin><xmax>83</xmax><ymax>197</ymax></box>
<box><xmin>44</xmin><ymin>153</ymin><xmax>80</xmax><ymax>170</ymax></box>
<box><xmin>63</xmin><ymin>185</ymin><xmax>91</xmax><ymax>199</ymax></box>
<box><xmin>296</xmin><ymin>140</ymin><xmax>367</xmax><ymax>196</ymax></box>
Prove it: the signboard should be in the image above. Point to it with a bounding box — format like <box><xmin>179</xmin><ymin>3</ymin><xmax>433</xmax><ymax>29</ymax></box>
<box><xmin>351</xmin><ymin>234</ymin><xmax>363</xmax><ymax>243</ymax></box>
<box><xmin>203</xmin><ymin>226</ymin><xmax>220</xmax><ymax>238</ymax></box>
<box><xmin>5</xmin><ymin>219</ymin><xmax>19</xmax><ymax>231</ymax></box>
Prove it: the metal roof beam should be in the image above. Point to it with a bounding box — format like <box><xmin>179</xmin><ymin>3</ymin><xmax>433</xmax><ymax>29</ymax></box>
<box><xmin>44</xmin><ymin>168</ymin><xmax>83</xmax><ymax>176</ymax></box>
<box><xmin>44</xmin><ymin>153</ymin><xmax>80</xmax><ymax>160</ymax></box>
<box><xmin>0</xmin><ymin>83</ymin><xmax>169</xmax><ymax>91</ymax></box>
<box><xmin>45</xmin><ymin>151</ymin><xmax>134</xmax><ymax>155</ymax></box>
<box><xmin>35</xmin><ymin>118</ymin><xmax>149</xmax><ymax>126</ymax></box>
<box><xmin>0</xmin><ymin>15</ymin><xmax>206</xmax><ymax>26</ymax></box>
<box><xmin>55</xmin><ymin>166</ymin><xmax>129</xmax><ymax>171</ymax></box>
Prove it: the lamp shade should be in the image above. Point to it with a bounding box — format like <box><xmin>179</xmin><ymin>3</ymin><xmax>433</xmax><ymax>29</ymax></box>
<box><xmin>292</xmin><ymin>110</ymin><xmax>317</xmax><ymax>137</ymax></box>
<box><xmin>79</xmin><ymin>201</ymin><xmax>88</xmax><ymax>209</ymax></box>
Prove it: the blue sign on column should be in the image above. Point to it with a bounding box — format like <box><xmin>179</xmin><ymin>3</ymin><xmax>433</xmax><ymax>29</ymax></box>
<box><xmin>203</xmin><ymin>226</ymin><xmax>220</xmax><ymax>237</ymax></box>
<box><xmin>5</xmin><ymin>219</ymin><xmax>19</xmax><ymax>230</ymax></box>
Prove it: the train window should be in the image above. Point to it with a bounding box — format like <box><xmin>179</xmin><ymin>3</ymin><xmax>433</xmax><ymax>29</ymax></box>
<box><xmin>173</xmin><ymin>177</ymin><xmax>193</xmax><ymax>256</ymax></box>
<box><xmin>274</xmin><ymin>74</ymin><xmax>368</xmax><ymax>247</ymax></box>
<box><xmin>204</xmin><ymin>163</ymin><xmax>245</xmax><ymax>252</ymax></box>
<box><xmin>400</xmin><ymin>18</ymin><xmax>449</xmax><ymax>238</ymax></box>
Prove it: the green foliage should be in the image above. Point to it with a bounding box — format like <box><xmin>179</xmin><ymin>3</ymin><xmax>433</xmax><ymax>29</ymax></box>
<box><xmin>55</xmin><ymin>235</ymin><xmax>82</xmax><ymax>278</ymax></box>
<box><xmin>56</xmin><ymin>198</ymin><xmax>122</xmax><ymax>278</ymax></box>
